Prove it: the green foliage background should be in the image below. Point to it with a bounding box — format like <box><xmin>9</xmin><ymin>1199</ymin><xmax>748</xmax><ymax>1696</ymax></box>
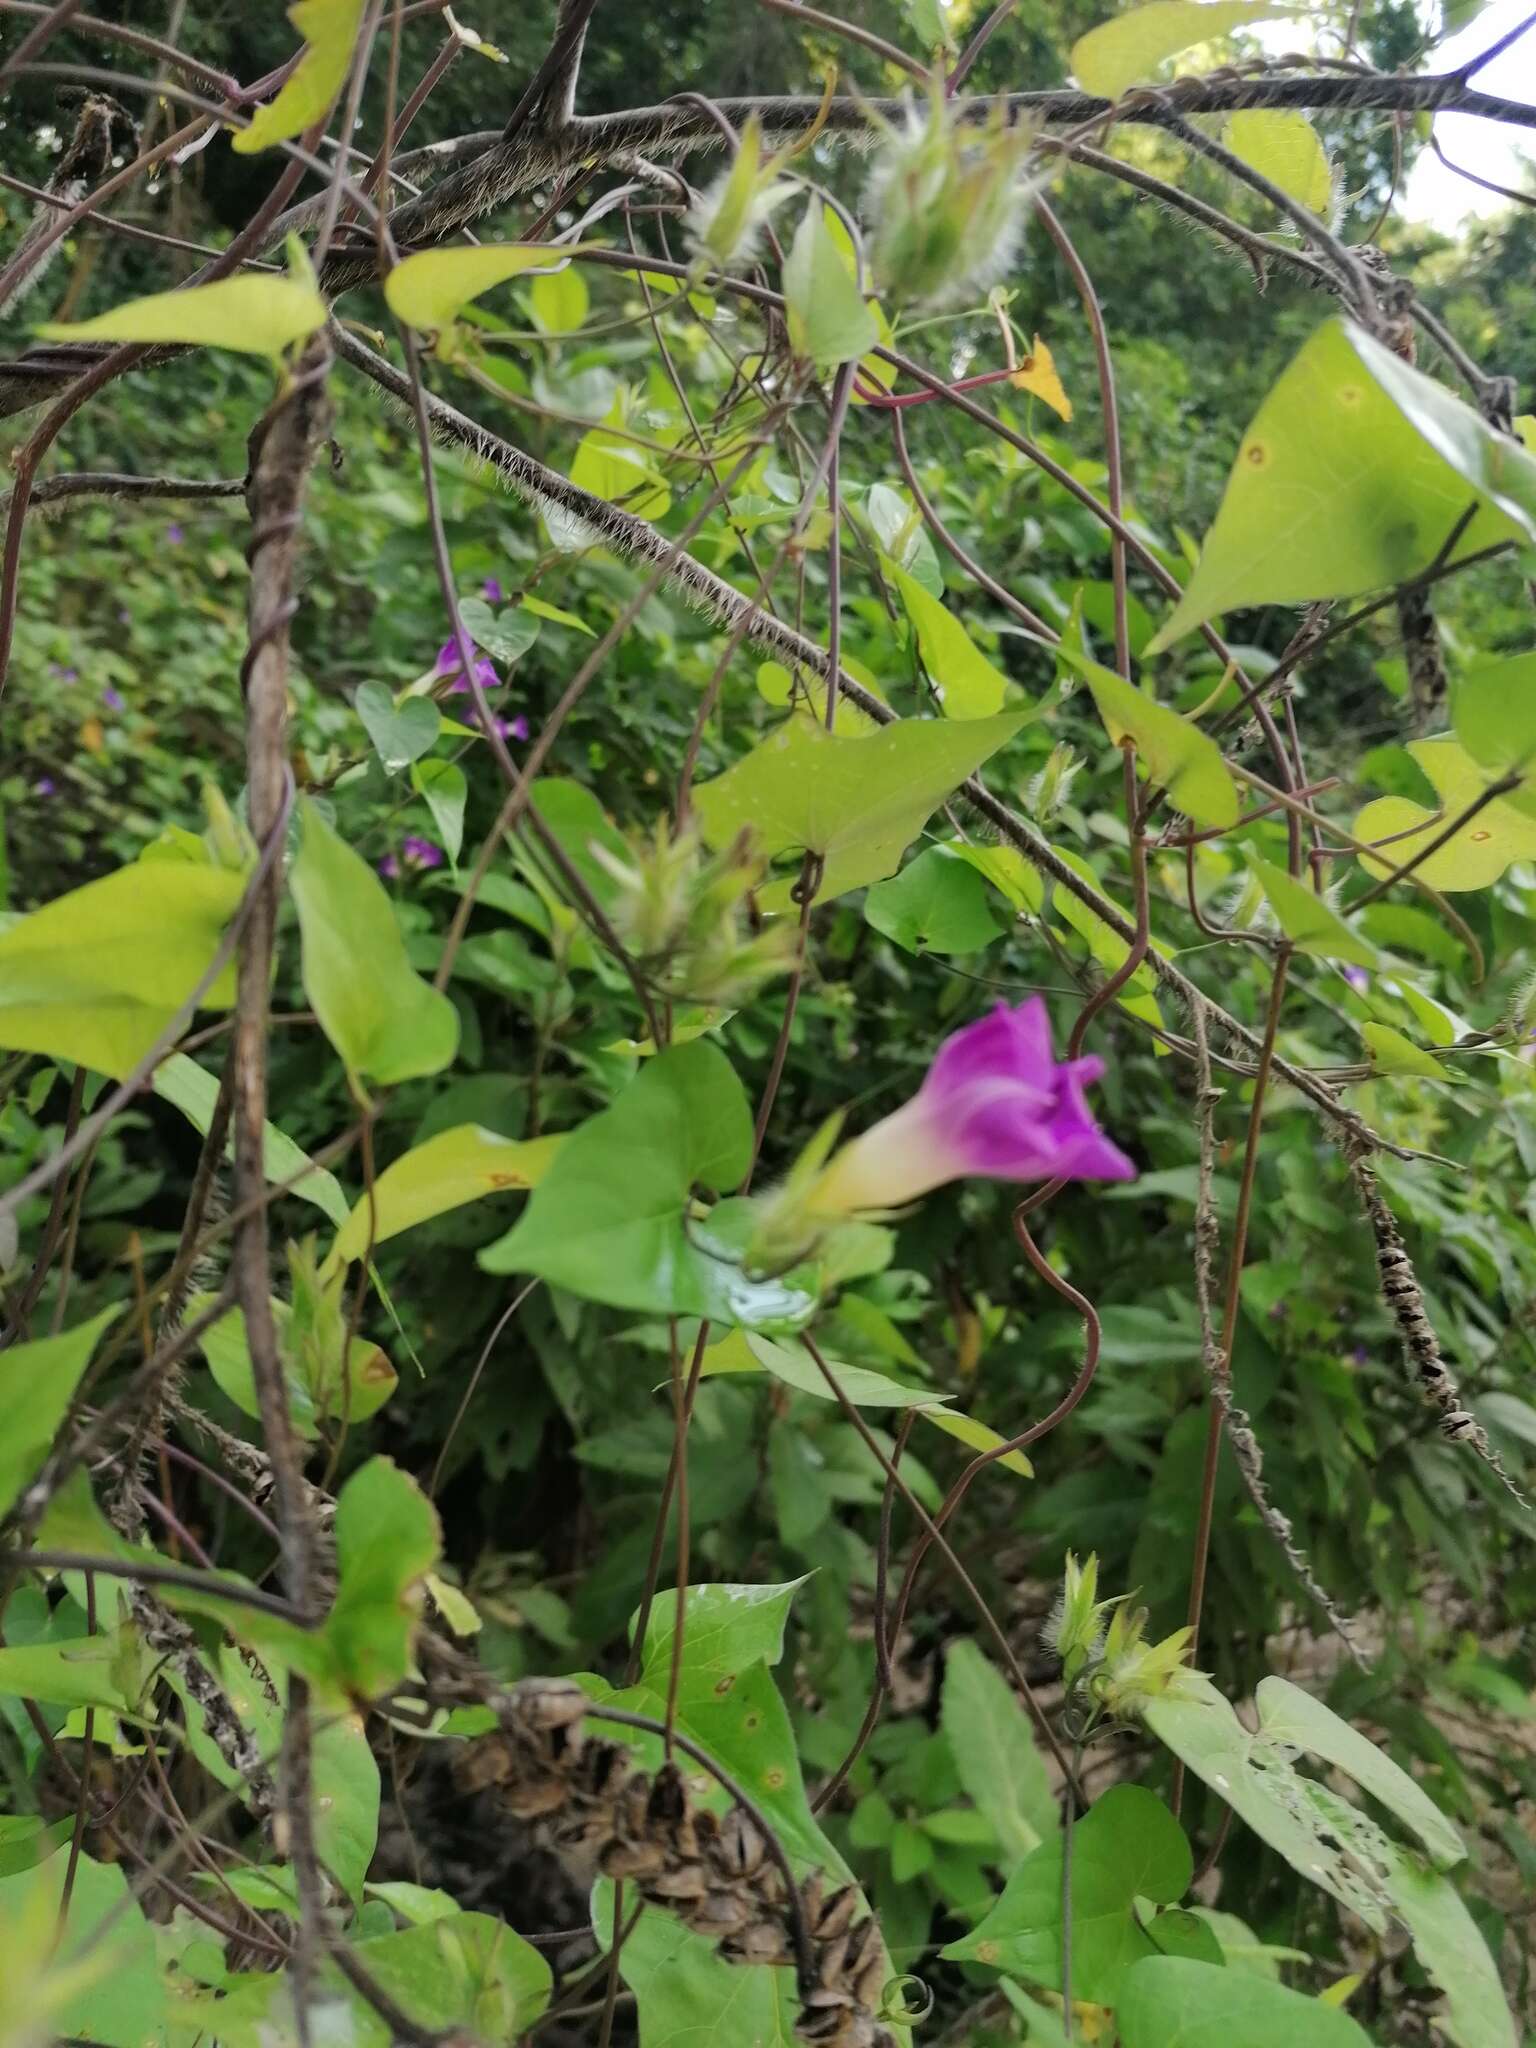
<box><xmin>1</xmin><ymin>3</ymin><xmax>1535</xmax><ymax>2045</ymax></box>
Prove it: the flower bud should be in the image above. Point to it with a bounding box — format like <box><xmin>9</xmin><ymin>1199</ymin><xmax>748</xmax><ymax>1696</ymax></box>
<box><xmin>202</xmin><ymin>783</ymin><xmax>255</xmax><ymax>871</ymax></box>
<box><xmin>865</xmin><ymin>83</ymin><xmax>1036</xmax><ymax>311</ymax></box>
<box><xmin>1026</xmin><ymin>743</ymin><xmax>1081</xmax><ymax>827</ymax></box>
<box><xmin>686</xmin><ymin>114</ymin><xmax>795</xmax><ymax>273</ymax></box>
<box><xmin>1045</xmin><ymin>1550</ymin><xmax>1114</xmax><ymax>1689</ymax></box>
<box><xmin>1089</xmin><ymin>1602</ymin><xmax>1197</xmax><ymax>1717</ymax></box>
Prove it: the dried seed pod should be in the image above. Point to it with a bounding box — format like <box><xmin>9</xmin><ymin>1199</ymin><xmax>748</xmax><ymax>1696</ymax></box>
<box><xmin>646</xmin><ymin>1862</ymin><xmax>710</xmax><ymax>1903</ymax></box>
<box><xmin>685</xmin><ymin>1889</ymin><xmax>754</xmax><ymax>1936</ymax></box>
<box><xmin>808</xmin><ymin>1882</ymin><xmax>860</xmax><ymax>1941</ymax></box>
<box><xmin>509</xmin><ymin>1677</ymin><xmax>590</xmax><ymax>1731</ymax></box>
<box><xmin>714</xmin><ymin>1806</ymin><xmax>767</xmax><ymax>1879</ymax></box>
<box><xmin>600</xmin><ymin>1837</ymin><xmax>667</xmax><ymax>1880</ymax></box>
<box><xmin>724</xmin><ymin>1920</ymin><xmax>795</xmax><ymax>1967</ymax></box>
<box><xmin>505</xmin><ymin>1774</ymin><xmax>574</xmax><ymax>1821</ymax></box>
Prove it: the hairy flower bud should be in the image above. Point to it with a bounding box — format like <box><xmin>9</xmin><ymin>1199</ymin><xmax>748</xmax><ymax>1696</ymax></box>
<box><xmin>1026</xmin><ymin>743</ymin><xmax>1081</xmax><ymax>827</ymax></box>
<box><xmin>1045</xmin><ymin>1550</ymin><xmax>1114</xmax><ymax>1689</ymax></box>
<box><xmin>864</xmin><ymin>84</ymin><xmax>1036</xmax><ymax>311</ymax></box>
<box><xmin>686</xmin><ymin>114</ymin><xmax>795</xmax><ymax>273</ymax></box>
<box><xmin>591</xmin><ymin>821</ymin><xmax>797</xmax><ymax>1004</ymax></box>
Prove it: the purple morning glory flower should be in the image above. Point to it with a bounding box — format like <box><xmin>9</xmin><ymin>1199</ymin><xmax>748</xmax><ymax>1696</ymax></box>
<box><xmin>812</xmin><ymin>998</ymin><xmax>1135</xmax><ymax>1213</ymax></box>
<box><xmin>166</xmin><ymin>522</ymin><xmax>185</xmax><ymax>544</ymax></box>
<box><xmin>34</xmin><ymin>775</ymin><xmax>56</xmax><ymax>796</ymax></box>
<box><xmin>48</xmin><ymin>662</ymin><xmax>77</xmax><ymax>683</ymax></box>
<box><xmin>378</xmin><ymin>853</ymin><xmax>401</xmax><ymax>881</ymax></box>
<box><xmin>482</xmin><ymin>576</ymin><xmax>504</xmax><ymax>603</ymax></box>
<box><xmin>102</xmin><ymin>685</ymin><xmax>125</xmax><ymax>713</ymax></box>
<box><xmin>434</xmin><ymin>637</ymin><xmax>501</xmax><ymax>695</ymax></box>
<box><xmin>401</xmin><ymin>835</ymin><xmax>445</xmax><ymax>870</ymax></box>
<box><xmin>1341</xmin><ymin>965</ymin><xmax>1370</xmax><ymax>993</ymax></box>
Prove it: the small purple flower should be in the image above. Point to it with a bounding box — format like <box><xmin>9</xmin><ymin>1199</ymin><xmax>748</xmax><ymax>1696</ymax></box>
<box><xmin>1341</xmin><ymin>964</ymin><xmax>1370</xmax><ymax>993</ymax></box>
<box><xmin>812</xmin><ymin>998</ymin><xmax>1135</xmax><ymax>1214</ymax></box>
<box><xmin>1351</xmin><ymin>1344</ymin><xmax>1369</xmax><ymax>1367</ymax></box>
<box><xmin>102</xmin><ymin>684</ymin><xmax>126</xmax><ymax>713</ymax></box>
<box><xmin>378</xmin><ymin>853</ymin><xmax>401</xmax><ymax>881</ymax></box>
<box><xmin>466</xmin><ymin>706</ymin><xmax>529</xmax><ymax>743</ymax></box>
<box><xmin>34</xmin><ymin>775</ymin><xmax>56</xmax><ymax>797</ymax></box>
<box><xmin>401</xmin><ymin>835</ymin><xmax>445</xmax><ymax>870</ymax></box>
<box><xmin>48</xmin><ymin>662</ymin><xmax>77</xmax><ymax>683</ymax></box>
<box><xmin>166</xmin><ymin>522</ymin><xmax>185</xmax><ymax>545</ymax></box>
<box><xmin>434</xmin><ymin>637</ymin><xmax>501</xmax><ymax>696</ymax></box>
<box><xmin>482</xmin><ymin>576</ymin><xmax>504</xmax><ymax>603</ymax></box>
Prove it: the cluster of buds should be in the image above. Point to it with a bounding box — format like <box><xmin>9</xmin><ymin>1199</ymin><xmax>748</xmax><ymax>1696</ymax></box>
<box><xmin>1046</xmin><ymin>1552</ymin><xmax>1199</xmax><ymax>1728</ymax></box>
<box><xmin>592</xmin><ymin>820</ymin><xmax>798</xmax><ymax>1004</ymax></box>
<box><xmin>864</xmin><ymin>81</ymin><xmax>1038</xmax><ymax>311</ymax></box>
<box><xmin>461</xmin><ymin>1678</ymin><xmax>897</xmax><ymax>2048</ymax></box>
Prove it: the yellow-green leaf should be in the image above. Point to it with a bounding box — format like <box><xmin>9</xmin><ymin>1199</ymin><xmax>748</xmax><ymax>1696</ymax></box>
<box><xmin>152</xmin><ymin>1052</ymin><xmax>350</xmax><ymax>1228</ymax></box>
<box><xmin>1009</xmin><ymin>334</ymin><xmax>1073</xmax><ymax>421</ymax></box>
<box><xmin>384</xmin><ymin>245</ymin><xmax>573</xmax><ymax>333</ymax></box>
<box><xmin>1149</xmin><ymin>320</ymin><xmax>1536</xmax><ymax>650</ymax></box>
<box><xmin>1073</xmin><ymin>0</ymin><xmax>1292</xmax><ymax>98</ymax></box>
<box><xmin>1353</xmin><ymin>736</ymin><xmax>1536</xmax><ymax>892</ymax></box>
<box><xmin>1226</xmin><ymin>109</ymin><xmax>1334</xmax><ymax>217</ymax></box>
<box><xmin>529</xmin><ymin>264</ymin><xmax>590</xmax><ymax>335</ymax></box>
<box><xmin>0</xmin><ymin>862</ymin><xmax>244</xmax><ymax>1079</ymax></box>
<box><xmin>1249</xmin><ymin>855</ymin><xmax>1375</xmax><ymax>965</ymax></box>
<box><xmin>1361</xmin><ymin>1022</ymin><xmax>1446</xmax><ymax>1081</ymax></box>
<box><xmin>184</xmin><ymin>1291</ymin><xmax>396</xmax><ymax>1439</ymax></box>
<box><xmin>920</xmin><ymin>1405</ymin><xmax>1033</xmax><ymax>1478</ymax></box>
<box><xmin>0</xmin><ymin>1308</ymin><xmax>118</xmax><ymax>1520</ymax></box>
<box><xmin>290</xmin><ymin>798</ymin><xmax>460</xmax><ymax>1087</ymax></box>
<box><xmin>948</xmin><ymin>840</ymin><xmax>1045</xmax><ymax>915</ymax></box>
<box><xmin>330</xmin><ymin>1125</ymin><xmax>562</xmax><ymax>1265</ymax></box>
<box><xmin>892</xmin><ymin>564</ymin><xmax>1010</xmax><ymax>718</ymax></box>
<box><xmin>783</xmin><ymin>201</ymin><xmax>879</xmax><ymax>369</ymax></box>
<box><xmin>741</xmin><ymin>1334</ymin><xmax>1034</xmax><ymax>1476</ymax></box>
<box><xmin>567</xmin><ymin>427</ymin><xmax>671</xmax><ymax>522</ymax></box>
<box><xmin>1073</xmin><ymin>654</ymin><xmax>1239</xmax><ymax>827</ymax></box>
<box><xmin>234</xmin><ymin>0</ymin><xmax>366</xmax><ymax>154</ymax></box>
<box><xmin>38</xmin><ymin>275</ymin><xmax>326</xmax><ymax>360</ymax></box>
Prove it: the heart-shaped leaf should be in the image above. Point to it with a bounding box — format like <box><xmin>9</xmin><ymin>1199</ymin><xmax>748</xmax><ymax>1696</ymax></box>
<box><xmin>692</xmin><ymin>711</ymin><xmax>1025</xmax><ymax>909</ymax></box>
<box><xmin>1150</xmin><ymin>319</ymin><xmax>1536</xmax><ymax>649</ymax></box>
<box><xmin>356</xmin><ymin>682</ymin><xmax>440</xmax><ymax>774</ymax></box>
<box><xmin>943</xmin><ymin>1784</ymin><xmax>1191</xmax><ymax>2006</ymax></box>
<box><xmin>1353</xmin><ymin>736</ymin><xmax>1536</xmax><ymax>891</ymax></box>
<box><xmin>864</xmin><ymin>844</ymin><xmax>1004</xmax><ymax>954</ymax></box>
<box><xmin>480</xmin><ymin>1042</ymin><xmax>758</xmax><ymax>1317</ymax></box>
